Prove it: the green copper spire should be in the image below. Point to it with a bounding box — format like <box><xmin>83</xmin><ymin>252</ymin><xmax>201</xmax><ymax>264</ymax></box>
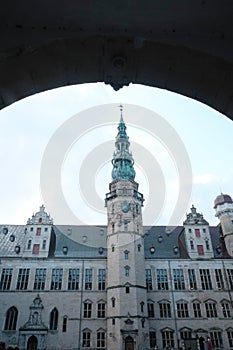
<box><xmin>111</xmin><ymin>106</ymin><xmax>136</xmax><ymax>181</ymax></box>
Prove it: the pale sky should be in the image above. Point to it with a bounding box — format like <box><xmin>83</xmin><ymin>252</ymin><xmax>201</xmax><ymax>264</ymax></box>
<box><xmin>0</xmin><ymin>83</ymin><xmax>232</xmax><ymax>227</ymax></box>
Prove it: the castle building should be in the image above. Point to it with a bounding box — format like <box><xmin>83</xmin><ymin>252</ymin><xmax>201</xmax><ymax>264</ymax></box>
<box><xmin>1</xmin><ymin>115</ymin><xmax>233</xmax><ymax>350</ymax></box>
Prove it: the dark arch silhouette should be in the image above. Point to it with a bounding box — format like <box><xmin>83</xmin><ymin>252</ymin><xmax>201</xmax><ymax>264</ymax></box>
<box><xmin>125</xmin><ymin>336</ymin><xmax>134</xmax><ymax>350</ymax></box>
<box><xmin>0</xmin><ymin>3</ymin><xmax>233</xmax><ymax>120</ymax></box>
<box><xmin>27</xmin><ymin>335</ymin><xmax>38</xmax><ymax>350</ymax></box>
<box><xmin>4</xmin><ymin>306</ymin><xmax>18</xmax><ymax>331</ymax></box>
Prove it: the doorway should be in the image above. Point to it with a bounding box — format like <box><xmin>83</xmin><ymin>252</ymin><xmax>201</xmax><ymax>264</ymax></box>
<box><xmin>125</xmin><ymin>336</ymin><xmax>134</xmax><ymax>350</ymax></box>
<box><xmin>27</xmin><ymin>335</ymin><xmax>38</xmax><ymax>350</ymax></box>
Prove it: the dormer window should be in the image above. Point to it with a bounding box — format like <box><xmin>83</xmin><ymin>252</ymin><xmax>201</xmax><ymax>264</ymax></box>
<box><xmin>190</xmin><ymin>240</ymin><xmax>194</xmax><ymax>250</ymax></box>
<box><xmin>195</xmin><ymin>229</ymin><xmax>200</xmax><ymax>237</ymax></box>
<box><xmin>27</xmin><ymin>240</ymin><xmax>32</xmax><ymax>250</ymax></box>
<box><xmin>205</xmin><ymin>240</ymin><xmax>210</xmax><ymax>250</ymax></box>
<box><xmin>36</xmin><ymin>228</ymin><xmax>41</xmax><ymax>236</ymax></box>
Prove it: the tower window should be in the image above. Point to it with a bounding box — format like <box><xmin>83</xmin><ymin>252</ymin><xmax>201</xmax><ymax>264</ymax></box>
<box><xmin>140</xmin><ymin>301</ymin><xmax>144</xmax><ymax>313</ymax></box>
<box><xmin>62</xmin><ymin>316</ymin><xmax>67</xmax><ymax>332</ymax></box>
<box><xmin>126</xmin><ymin>286</ymin><xmax>130</xmax><ymax>294</ymax></box>
<box><xmin>124</xmin><ymin>251</ymin><xmax>129</xmax><ymax>260</ymax></box>
<box><xmin>138</xmin><ymin>244</ymin><xmax>141</xmax><ymax>252</ymax></box>
<box><xmin>125</xmin><ymin>266</ymin><xmax>130</xmax><ymax>277</ymax></box>
<box><xmin>111</xmin><ymin>246</ymin><xmax>115</xmax><ymax>252</ymax></box>
<box><xmin>36</xmin><ymin>227</ymin><xmax>41</xmax><ymax>236</ymax></box>
<box><xmin>112</xmin><ymin>318</ymin><xmax>115</xmax><ymax>325</ymax></box>
<box><xmin>112</xmin><ymin>223</ymin><xmax>115</xmax><ymax>234</ymax></box>
<box><xmin>111</xmin><ymin>297</ymin><xmax>115</xmax><ymax>308</ymax></box>
<box><xmin>124</xmin><ymin>222</ymin><xmax>128</xmax><ymax>232</ymax></box>
<box><xmin>39</xmin><ymin>218</ymin><xmax>42</xmax><ymax>223</ymax></box>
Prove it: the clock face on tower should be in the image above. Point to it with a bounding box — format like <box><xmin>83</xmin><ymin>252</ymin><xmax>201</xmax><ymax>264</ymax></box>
<box><xmin>121</xmin><ymin>201</ymin><xmax>130</xmax><ymax>213</ymax></box>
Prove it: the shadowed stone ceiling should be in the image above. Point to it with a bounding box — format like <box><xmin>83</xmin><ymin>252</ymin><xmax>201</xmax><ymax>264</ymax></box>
<box><xmin>1</xmin><ymin>1</ymin><xmax>233</xmax><ymax>119</ymax></box>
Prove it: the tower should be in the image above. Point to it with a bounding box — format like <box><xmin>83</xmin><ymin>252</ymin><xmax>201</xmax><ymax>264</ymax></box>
<box><xmin>214</xmin><ymin>193</ymin><xmax>233</xmax><ymax>257</ymax></box>
<box><xmin>105</xmin><ymin>110</ymin><xmax>149</xmax><ymax>350</ymax></box>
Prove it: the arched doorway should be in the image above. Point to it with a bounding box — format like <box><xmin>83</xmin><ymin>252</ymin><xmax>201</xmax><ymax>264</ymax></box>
<box><xmin>27</xmin><ymin>335</ymin><xmax>38</xmax><ymax>350</ymax></box>
<box><xmin>125</xmin><ymin>336</ymin><xmax>134</xmax><ymax>350</ymax></box>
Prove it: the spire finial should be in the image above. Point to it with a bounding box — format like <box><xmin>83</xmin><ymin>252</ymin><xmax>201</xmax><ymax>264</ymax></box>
<box><xmin>118</xmin><ymin>104</ymin><xmax>123</xmax><ymax>121</ymax></box>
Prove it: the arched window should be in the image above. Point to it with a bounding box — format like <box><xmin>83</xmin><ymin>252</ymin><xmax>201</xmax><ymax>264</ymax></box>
<box><xmin>4</xmin><ymin>306</ymin><xmax>18</xmax><ymax>330</ymax></box>
<box><xmin>49</xmin><ymin>307</ymin><xmax>58</xmax><ymax>330</ymax></box>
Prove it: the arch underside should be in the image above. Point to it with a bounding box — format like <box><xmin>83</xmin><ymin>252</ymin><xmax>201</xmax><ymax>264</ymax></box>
<box><xmin>1</xmin><ymin>2</ymin><xmax>233</xmax><ymax>119</ymax></box>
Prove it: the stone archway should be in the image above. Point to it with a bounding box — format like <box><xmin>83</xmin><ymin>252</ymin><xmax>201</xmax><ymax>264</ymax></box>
<box><xmin>1</xmin><ymin>3</ymin><xmax>233</xmax><ymax>119</ymax></box>
<box><xmin>125</xmin><ymin>335</ymin><xmax>134</xmax><ymax>350</ymax></box>
<box><xmin>27</xmin><ymin>335</ymin><xmax>38</xmax><ymax>350</ymax></box>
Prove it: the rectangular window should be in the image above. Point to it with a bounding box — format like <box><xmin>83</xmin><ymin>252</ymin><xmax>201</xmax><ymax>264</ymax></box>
<box><xmin>85</xmin><ymin>269</ymin><xmax>92</xmax><ymax>290</ymax></box>
<box><xmin>227</xmin><ymin>269</ymin><xmax>233</xmax><ymax>290</ymax></box>
<box><xmin>36</xmin><ymin>227</ymin><xmax>41</xmax><ymax>236</ymax></box>
<box><xmin>209</xmin><ymin>331</ymin><xmax>222</xmax><ymax>348</ymax></box>
<box><xmin>126</xmin><ymin>286</ymin><xmax>130</xmax><ymax>294</ymax></box>
<box><xmin>82</xmin><ymin>331</ymin><xmax>91</xmax><ymax>347</ymax></box>
<box><xmin>195</xmin><ymin>228</ymin><xmax>200</xmax><ymax>237</ymax></box>
<box><xmin>188</xmin><ymin>269</ymin><xmax>197</xmax><ymax>290</ymax></box>
<box><xmin>147</xmin><ymin>303</ymin><xmax>155</xmax><ymax>318</ymax></box>
<box><xmin>190</xmin><ymin>240</ymin><xmax>194</xmax><ymax>250</ymax></box>
<box><xmin>27</xmin><ymin>239</ymin><xmax>32</xmax><ymax>249</ymax></box>
<box><xmin>32</xmin><ymin>244</ymin><xmax>40</xmax><ymax>254</ymax></box>
<box><xmin>62</xmin><ymin>317</ymin><xmax>67</xmax><ymax>332</ymax></box>
<box><xmin>193</xmin><ymin>303</ymin><xmax>202</xmax><ymax>318</ymax></box>
<box><xmin>68</xmin><ymin>269</ymin><xmax>79</xmax><ymax>290</ymax></box>
<box><xmin>97</xmin><ymin>331</ymin><xmax>105</xmax><ymax>349</ymax></box>
<box><xmin>159</xmin><ymin>303</ymin><xmax>171</xmax><ymax>318</ymax></box>
<box><xmin>156</xmin><ymin>269</ymin><xmax>169</xmax><ymax>290</ymax></box>
<box><xmin>34</xmin><ymin>268</ymin><xmax>46</xmax><ymax>290</ymax></box>
<box><xmin>215</xmin><ymin>269</ymin><xmax>224</xmax><ymax>289</ymax></box>
<box><xmin>205</xmin><ymin>240</ymin><xmax>210</xmax><ymax>250</ymax></box>
<box><xmin>149</xmin><ymin>331</ymin><xmax>156</xmax><ymax>348</ymax></box>
<box><xmin>16</xmin><ymin>268</ymin><xmax>30</xmax><ymax>290</ymax></box>
<box><xmin>197</xmin><ymin>245</ymin><xmax>204</xmax><ymax>255</ymax></box>
<box><xmin>97</xmin><ymin>303</ymin><xmax>106</xmax><ymax>318</ymax></box>
<box><xmin>42</xmin><ymin>240</ymin><xmax>46</xmax><ymax>249</ymax></box>
<box><xmin>227</xmin><ymin>330</ymin><xmax>233</xmax><ymax>347</ymax></box>
<box><xmin>200</xmin><ymin>269</ymin><xmax>212</xmax><ymax>290</ymax></box>
<box><xmin>162</xmin><ymin>330</ymin><xmax>174</xmax><ymax>349</ymax></box>
<box><xmin>205</xmin><ymin>302</ymin><xmax>217</xmax><ymax>317</ymax></box>
<box><xmin>0</xmin><ymin>268</ymin><xmax>13</xmax><ymax>291</ymax></box>
<box><xmin>83</xmin><ymin>302</ymin><xmax>92</xmax><ymax>318</ymax></box>
<box><xmin>177</xmin><ymin>302</ymin><xmax>189</xmax><ymax>318</ymax></box>
<box><xmin>173</xmin><ymin>269</ymin><xmax>185</xmax><ymax>290</ymax></box>
<box><xmin>50</xmin><ymin>268</ymin><xmax>63</xmax><ymax>290</ymax></box>
<box><xmin>98</xmin><ymin>269</ymin><xmax>106</xmax><ymax>291</ymax></box>
<box><xmin>145</xmin><ymin>269</ymin><xmax>153</xmax><ymax>290</ymax></box>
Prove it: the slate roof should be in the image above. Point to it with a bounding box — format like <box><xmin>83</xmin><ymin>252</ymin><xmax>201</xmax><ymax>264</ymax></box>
<box><xmin>0</xmin><ymin>224</ymin><xmax>230</xmax><ymax>259</ymax></box>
